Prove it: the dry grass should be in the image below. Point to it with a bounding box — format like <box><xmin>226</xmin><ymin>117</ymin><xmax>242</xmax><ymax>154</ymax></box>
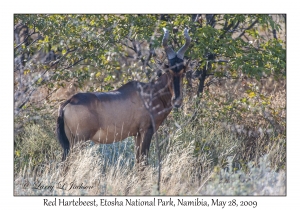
<box><xmin>14</xmin><ymin>136</ymin><xmax>285</xmax><ymax>196</ymax></box>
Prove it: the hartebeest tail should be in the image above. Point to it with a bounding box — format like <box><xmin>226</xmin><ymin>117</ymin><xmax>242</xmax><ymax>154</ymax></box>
<box><xmin>56</xmin><ymin>99</ymin><xmax>71</xmax><ymax>161</ymax></box>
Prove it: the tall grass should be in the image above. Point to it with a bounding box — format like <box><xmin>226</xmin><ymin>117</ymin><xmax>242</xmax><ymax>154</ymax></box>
<box><xmin>14</xmin><ymin>135</ymin><xmax>285</xmax><ymax>196</ymax></box>
<box><xmin>14</xmin><ymin>120</ymin><xmax>285</xmax><ymax>195</ymax></box>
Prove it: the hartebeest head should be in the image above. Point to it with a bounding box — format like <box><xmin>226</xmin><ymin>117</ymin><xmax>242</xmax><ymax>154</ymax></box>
<box><xmin>162</xmin><ymin>28</ymin><xmax>191</xmax><ymax>108</ymax></box>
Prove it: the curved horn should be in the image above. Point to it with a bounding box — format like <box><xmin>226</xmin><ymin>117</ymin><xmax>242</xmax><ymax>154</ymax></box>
<box><xmin>177</xmin><ymin>28</ymin><xmax>191</xmax><ymax>59</ymax></box>
<box><xmin>162</xmin><ymin>28</ymin><xmax>176</xmax><ymax>60</ymax></box>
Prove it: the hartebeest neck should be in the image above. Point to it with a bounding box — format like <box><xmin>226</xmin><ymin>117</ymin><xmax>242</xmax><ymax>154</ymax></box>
<box><xmin>152</xmin><ymin>73</ymin><xmax>173</xmax><ymax>110</ymax></box>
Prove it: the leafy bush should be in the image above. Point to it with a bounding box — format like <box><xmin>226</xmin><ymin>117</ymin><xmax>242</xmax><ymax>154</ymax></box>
<box><xmin>14</xmin><ymin>119</ymin><xmax>60</xmax><ymax>172</ymax></box>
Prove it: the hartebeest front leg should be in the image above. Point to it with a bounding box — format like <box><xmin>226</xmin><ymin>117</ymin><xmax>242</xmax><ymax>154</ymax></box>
<box><xmin>135</xmin><ymin>127</ymin><xmax>154</xmax><ymax>165</ymax></box>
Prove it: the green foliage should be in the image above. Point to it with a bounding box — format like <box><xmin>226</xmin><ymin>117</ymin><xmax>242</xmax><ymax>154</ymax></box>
<box><xmin>14</xmin><ymin>14</ymin><xmax>285</xmax><ymax>118</ymax></box>
<box><xmin>15</xmin><ymin>14</ymin><xmax>285</xmax><ymax>76</ymax></box>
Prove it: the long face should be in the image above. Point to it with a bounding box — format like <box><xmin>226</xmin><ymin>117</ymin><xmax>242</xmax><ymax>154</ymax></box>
<box><xmin>162</xmin><ymin>27</ymin><xmax>190</xmax><ymax>108</ymax></box>
<box><xmin>168</xmin><ymin>57</ymin><xmax>185</xmax><ymax>108</ymax></box>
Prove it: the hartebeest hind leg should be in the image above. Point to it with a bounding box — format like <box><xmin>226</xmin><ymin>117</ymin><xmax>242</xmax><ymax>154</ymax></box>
<box><xmin>135</xmin><ymin>127</ymin><xmax>154</xmax><ymax>165</ymax></box>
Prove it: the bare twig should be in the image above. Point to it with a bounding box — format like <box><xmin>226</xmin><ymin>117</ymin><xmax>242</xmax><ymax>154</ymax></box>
<box><xmin>14</xmin><ymin>31</ymin><xmax>39</xmax><ymax>50</ymax></box>
<box><xmin>236</xmin><ymin>18</ymin><xmax>259</xmax><ymax>39</ymax></box>
<box><xmin>62</xmin><ymin>58</ymin><xmax>85</xmax><ymax>70</ymax></box>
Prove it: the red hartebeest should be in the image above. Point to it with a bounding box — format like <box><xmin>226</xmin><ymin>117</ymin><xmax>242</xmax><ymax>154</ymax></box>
<box><xmin>56</xmin><ymin>28</ymin><xmax>191</xmax><ymax>163</ymax></box>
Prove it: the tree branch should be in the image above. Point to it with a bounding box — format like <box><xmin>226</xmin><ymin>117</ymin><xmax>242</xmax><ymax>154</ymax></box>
<box><xmin>62</xmin><ymin>57</ymin><xmax>85</xmax><ymax>70</ymax></box>
<box><xmin>49</xmin><ymin>48</ymin><xmax>78</xmax><ymax>68</ymax></box>
<box><xmin>206</xmin><ymin>14</ymin><xmax>216</xmax><ymax>27</ymax></box>
<box><xmin>236</xmin><ymin>18</ymin><xmax>259</xmax><ymax>39</ymax></box>
<box><xmin>121</xmin><ymin>41</ymin><xmax>135</xmax><ymax>52</ymax></box>
<box><xmin>14</xmin><ymin>31</ymin><xmax>39</xmax><ymax>50</ymax></box>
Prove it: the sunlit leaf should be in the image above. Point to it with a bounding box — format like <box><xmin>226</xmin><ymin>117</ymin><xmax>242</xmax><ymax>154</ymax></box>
<box><xmin>248</xmin><ymin>91</ymin><xmax>256</xmax><ymax>98</ymax></box>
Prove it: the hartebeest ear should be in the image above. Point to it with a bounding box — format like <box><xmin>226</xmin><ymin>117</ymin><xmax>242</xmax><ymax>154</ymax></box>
<box><xmin>183</xmin><ymin>59</ymin><xmax>190</xmax><ymax>73</ymax></box>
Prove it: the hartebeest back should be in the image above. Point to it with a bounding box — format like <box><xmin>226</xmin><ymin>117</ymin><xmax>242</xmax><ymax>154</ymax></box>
<box><xmin>56</xmin><ymin>28</ymin><xmax>191</xmax><ymax>162</ymax></box>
